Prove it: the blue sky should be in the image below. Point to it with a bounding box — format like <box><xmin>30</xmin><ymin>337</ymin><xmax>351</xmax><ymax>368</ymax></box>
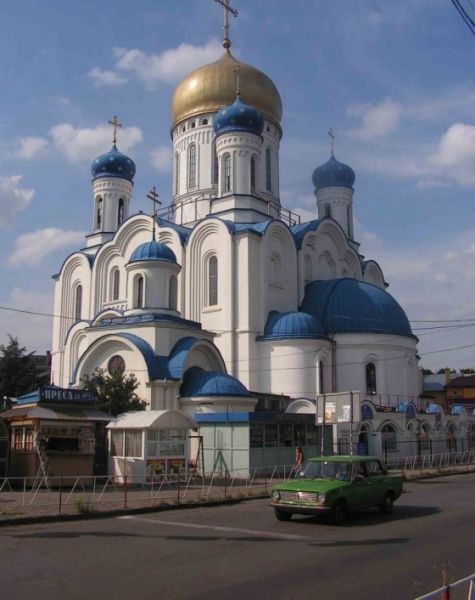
<box><xmin>1</xmin><ymin>0</ymin><xmax>475</xmax><ymax>371</ymax></box>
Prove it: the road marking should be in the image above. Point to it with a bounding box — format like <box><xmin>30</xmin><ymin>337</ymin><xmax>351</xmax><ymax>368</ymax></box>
<box><xmin>117</xmin><ymin>515</ymin><xmax>311</xmax><ymax>541</ymax></box>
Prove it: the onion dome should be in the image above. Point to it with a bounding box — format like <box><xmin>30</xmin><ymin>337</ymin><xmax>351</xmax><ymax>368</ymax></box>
<box><xmin>301</xmin><ymin>278</ymin><xmax>416</xmax><ymax>338</ymax></box>
<box><xmin>171</xmin><ymin>50</ymin><xmax>282</xmax><ymax>129</ymax></box>
<box><xmin>129</xmin><ymin>240</ymin><xmax>176</xmax><ymax>263</ymax></box>
<box><xmin>91</xmin><ymin>144</ymin><xmax>136</xmax><ymax>182</ymax></box>
<box><xmin>312</xmin><ymin>155</ymin><xmax>355</xmax><ymax>192</ymax></box>
<box><xmin>180</xmin><ymin>366</ymin><xmax>251</xmax><ymax>398</ymax></box>
<box><xmin>213</xmin><ymin>95</ymin><xmax>264</xmax><ymax>137</ymax></box>
<box><xmin>259</xmin><ymin>311</ymin><xmax>326</xmax><ymax>340</ymax></box>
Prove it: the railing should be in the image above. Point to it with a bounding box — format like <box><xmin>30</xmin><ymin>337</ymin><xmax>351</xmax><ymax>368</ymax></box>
<box><xmin>364</xmin><ymin>393</ymin><xmax>426</xmax><ymax>411</ymax></box>
<box><xmin>384</xmin><ymin>450</ymin><xmax>475</xmax><ymax>472</ymax></box>
<box><xmin>414</xmin><ymin>571</ymin><xmax>475</xmax><ymax>599</ymax></box>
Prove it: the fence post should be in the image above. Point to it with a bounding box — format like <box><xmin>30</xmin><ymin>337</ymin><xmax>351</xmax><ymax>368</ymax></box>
<box><xmin>58</xmin><ymin>476</ymin><xmax>63</xmax><ymax>515</ymax></box>
<box><xmin>124</xmin><ymin>475</ymin><xmax>128</xmax><ymax>509</ymax></box>
<box><xmin>224</xmin><ymin>470</ymin><xmax>227</xmax><ymax>499</ymax></box>
<box><xmin>430</xmin><ymin>439</ymin><xmax>433</xmax><ymax>462</ymax></box>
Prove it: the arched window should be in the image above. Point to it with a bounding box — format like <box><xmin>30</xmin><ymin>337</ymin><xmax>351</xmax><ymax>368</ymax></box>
<box><xmin>208</xmin><ymin>256</ymin><xmax>218</xmax><ymax>306</ymax></box>
<box><xmin>75</xmin><ymin>285</ymin><xmax>82</xmax><ymax>321</ymax></box>
<box><xmin>347</xmin><ymin>205</ymin><xmax>353</xmax><ymax>238</ymax></box>
<box><xmin>96</xmin><ymin>197</ymin><xmax>103</xmax><ymax>229</ymax></box>
<box><xmin>212</xmin><ymin>141</ymin><xmax>218</xmax><ymax>185</ymax></box>
<box><xmin>265</xmin><ymin>148</ymin><xmax>272</xmax><ymax>192</ymax></box>
<box><xmin>169</xmin><ymin>275</ymin><xmax>178</xmax><ymax>310</ymax></box>
<box><xmin>136</xmin><ymin>276</ymin><xmax>144</xmax><ymax>308</ymax></box>
<box><xmin>250</xmin><ymin>156</ymin><xmax>256</xmax><ymax>193</ymax></box>
<box><xmin>419</xmin><ymin>424</ymin><xmax>431</xmax><ymax>452</ymax></box>
<box><xmin>318</xmin><ymin>360</ymin><xmax>325</xmax><ymax>394</ymax></box>
<box><xmin>381</xmin><ymin>424</ymin><xmax>397</xmax><ymax>452</ymax></box>
<box><xmin>366</xmin><ymin>363</ymin><xmax>377</xmax><ymax>395</ymax></box>
<box><xmin>304</xmin><ymin>254</ymin><xmax>313</xmax><ymax>285</ymax></box>
<box><xmin>117</xmin><ymin>199</ymin><xmax>125</xmax><ymax>227</ymax></box>
<box><xmin>112</xmin><ymin>269</ymin><xmax>120</xmax><ymax>301</ymax></box>
<box><xmin>188</xmin><ymin>144</ymin><xmax>197</xmax><ymax>188</ymax></box>
<box><xmin>174</xmin><ymin>152</ymin><xmax>180</xmax><ymax>195</ymax></box>
<box><xmin>223</xmin><ymin>154</ymin><xmax>231</xmax><ymax>193</ymax></box>
<box><xmin>324</xmin><ymin>203</ymin><xmax>331</xmax><ymax>218</ymax></box>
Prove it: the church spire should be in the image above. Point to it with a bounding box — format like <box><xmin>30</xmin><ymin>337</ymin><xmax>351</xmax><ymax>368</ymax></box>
<box><xmin>147</xmin><ymin>186</ymin><xmax>161</xmax><ymax>241</ymax></box>
<box><xmin>214</xmin><ymin>0</ymin><xmax>238</xmax><ymax>49</ymax></box>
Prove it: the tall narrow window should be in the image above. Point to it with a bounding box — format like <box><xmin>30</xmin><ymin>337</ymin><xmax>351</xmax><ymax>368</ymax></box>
<box><xmin>75</xmin><ymin>285</ymin><xmax>82</xmax><ymax>321</ymax></box>
<box><xmin>319</xmin><ymin>361</ymin><xmax>325</xmax><ymax>394</ymax></box>
<box><xmin>208</xmin><ymin>256</ymin><xmax>218</xmax><ymax>306</ymax></box>
<box><xmin>265</xmin><ymin>148</ymin><xmax>272</xmax><ymax>192</ymax></box>
<box><xmin>136</xmin><ymin>276</ymin><xmax>144</xmax><ymax>308</ymax></box>
<box><xmin>366</xmin><ymin>363</ymin><xmax>377</xmax><ymax>395</ymax></box>
<box><xmin>212</xmin><ymin>141</ymin><xmax>218</xmax><ymax>185</ymax></box>
<box><xmin>96</xmin><ymin>197</ymin><xmax>103</xmax><ymax>229</ymax></box>
<box><xmin>169</xmin><ymin>275</ymin><xmax>178</xmax><ymax>310</ymax></box>
<box><xmin>250</xmin><ymin>156</ymin><xmax>256</xmax><ymax>193</ymax></box>
<box><xmin>224</xmin><ymin>154</ymin><xmax>231</xmax><ymax>193</ymax></box>
<box><xmin>324</xmin><ymin>204</ymin><xmax>331</xmax><ymax>218</ymax></box>
<box><xmin>174</xmin><ymin>152</ymin><xmax>180</xmax><ymax>195</ymax></box>
<box><xmin>112</xmin><ymin>269</ymin><xmax>120</xmax><ymax>301</ymax></box>
<box><xmin>188</xmin><ymin>144</ymin><xmax>197</xmax><ymax>188</ymax></box>
<box><xmin>347</xmin><ymin>205</ymin><xmax>353</xmax><ymax>238</ymax></box>
<box><xmin>117</xmin><ymin>199</ymin><xmax>124</xmax><ymax>227</ymax></box>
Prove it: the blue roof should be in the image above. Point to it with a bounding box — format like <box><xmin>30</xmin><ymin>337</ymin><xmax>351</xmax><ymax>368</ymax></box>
<box><xmin>180</xmin><ymin>367</ymin><xmax>251</xmax><ymax>398</ymax></box>
<box><xmin>289</xmin><ymin>220</ymin><xmax>321</xmax><ymax>249</ymax></box>
<box><xmin>258</xmin><ymin>310</ymin><xmax>326</xmax><ymax>341</ymax></box>
<box><xmin>129</xmin><ymin>239</ymin><xmax>177</xmax><ymax>263</ymax></box>
<box><xmin>91</xmin><ymin>144</ymin><xmax>136</xmax><ymax>182</ymax></box>
<box><xmin>301</xmin><ymin>278</ymin><xmax>415</xmax><ymax>338</ymax></box>
<box><xmin>426</xmin><ymin>403</ymin><xmax>443</xmax><ymax>414</ymax></box>
<box><xmin>312</xmin><ymin>154</ymin><xmax>355</xmax><ymax>192</ymax></box>
<box><xmin>157</xmin><ymin>217</ymin><xmax>191</xmax><ymax>244</ymax></box>
<box><xmin>213</xmin><ymin>95</ymin><xmax>264</xmax><ymax>137</ymax></box>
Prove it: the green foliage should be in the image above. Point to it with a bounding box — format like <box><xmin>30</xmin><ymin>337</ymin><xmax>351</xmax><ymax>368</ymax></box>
<box><xmin>460</xmin><ymin>368</ymin><xmax>475</xmax><ymax>374</ymax></box>
<box><xmin>0</xmin><ymin>335</ymin><xmax>36</xmax><ymax>401</ymax></box>
<box><xmin>422</xmin><ymin>368</ymin><xmax>433</xmax><ymax>375</ymax></box>
<box><xmin>81</xmin><ymin>367</ymin><xmax>146</xmax><ymax>417</ymax></box>
<box><xmin>436</xmin><ymin>368</ymin><xmax>457</xmax><ymax>374</ymax></box>
<box><xmin>74</xmin><ymin>498</ymin><xmax>97</xmax><ymax>514</ymax></box>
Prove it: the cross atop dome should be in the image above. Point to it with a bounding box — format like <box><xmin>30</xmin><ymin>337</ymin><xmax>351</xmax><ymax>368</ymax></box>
<box><xmin>214</xmin><ymin>0</ymin><xmax>238</xmax><ymax>49</ymax></box>
<box><xmin>108</xmin><ymin>115</ymin><xmax>122</xmax><ymax>145</ymax></box>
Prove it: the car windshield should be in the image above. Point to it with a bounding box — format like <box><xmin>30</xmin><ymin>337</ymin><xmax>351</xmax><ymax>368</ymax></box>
<box><xmin>300</xmin><ymin>460</ymin><xmax>352</xmax><ymax>481</ymax></box>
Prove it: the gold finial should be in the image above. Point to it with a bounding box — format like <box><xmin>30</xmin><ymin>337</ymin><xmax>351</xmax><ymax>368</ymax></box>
<box><xmin>214</xmin><ymin>0</ymin><xmax>238</xmax><ymax>49</ymax></box>
<box><xmin>234</xmin><ymin>65</ymin><xmax>240</xmax><ymax>96</ymax></box>
<box><xmin>146</xmin><ymin>186</ymin><xmax>161</xmax><ymax>240</ymax></box>
<box><xmin>328</xmin><ymin>128</ymin><xmax>335</xmax><ymax>156</ymax></box>
<box><xmin>108</xmin><ymin>116</ymin><xmax>122</xmax><ymax>145</ymax></box>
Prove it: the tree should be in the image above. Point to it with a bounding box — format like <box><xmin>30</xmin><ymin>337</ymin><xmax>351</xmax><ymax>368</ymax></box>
<box><xmin>0</xmin><ymin>335</ymin><xmax>36</xmax><ymax>400</ymax></box>
<box><xmin>422</xmin><ymin>368</ymin><xmax>433</xmax><ymax>375</ymax></box>
<box><xmin>81</xmin><ymin>368</ymin><xmax>146</xmax><ymax>416</ymax></box>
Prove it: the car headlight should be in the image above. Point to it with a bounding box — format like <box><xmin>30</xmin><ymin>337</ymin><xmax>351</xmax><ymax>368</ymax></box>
<box><xmin>272</xmin><ymin>490</ymin><xmax>281</xmax><ymax>500</ymax></box>
<box><xmin>316</xmin><ymin>493</ymin><xmax>326</xmax><ymax>503</ymax></box>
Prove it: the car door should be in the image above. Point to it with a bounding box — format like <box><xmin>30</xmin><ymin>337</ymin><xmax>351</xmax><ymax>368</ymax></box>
<box><xmin>348</xmin><ymin>461</ymin><xmax>373</xmax><ymax>509</ymax></box>
<box><xmin>364</xmin><ymin>459</ymin><xmax>386</xmax><ymax>505</ymax></box>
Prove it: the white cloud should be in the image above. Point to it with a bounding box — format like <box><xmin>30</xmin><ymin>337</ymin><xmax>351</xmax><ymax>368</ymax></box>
<box><xmin>13</xmin><ymin>136</ymin><xmax>49</xmax><ymax>159</ymax></box>
<box><xmin>0</xmin><ymin>175</ymin><xmax>34</xmax><ymax>226</ymax></box>
<box><xmin>8</xmin><ymin>228</ymin><xmax>86</xmax><ymax>267</ymax></box>
<box><xmin>429</xmin><ymin>123</ymin><xmax>475</xmax><ymax>186</ymax></box>
<box><xmin>87</xmin><ymin>67</ymin><xmax>127</xmax><ymax>87</ymax></box>
<box><xmin>113</xmin><ymin>40</ymin><xmax>222</xmax><ymax>88</ymax></box>
<box><xmin>347</xmin><ymin>98</ymin><xmax>402</xmax><ymax>140</ymax></box>
<box><xmin>150</xmin><ymin>146</ymin><xmax>172</xmax><ymax>172</ymax></box>
<box><xmin>0</xmin><ymin>288</ymin><xmax>53</xmax><ymax>354</ymax></box>
<box><xmin>49</xmin><ymin>123</ymin><xmax>143</xmax><ymax>163</ymax></box>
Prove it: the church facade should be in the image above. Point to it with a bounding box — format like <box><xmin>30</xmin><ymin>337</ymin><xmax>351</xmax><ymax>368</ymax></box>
<box><xmin>50</xmin><ymin>38</ymin><xmax>422</xmax><ymax>453</ymax></box>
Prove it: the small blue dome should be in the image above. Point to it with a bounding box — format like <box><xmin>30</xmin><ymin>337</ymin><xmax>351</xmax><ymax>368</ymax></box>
<box><xmin>180</xmin><ymin>367</ymin><xmax>251</xmax><ymax>398</ymax></box>
<box><xmin>213</xmin><ymin>95</ymin><xmax>264</xmax><ymax>137</ymax></box>
<box><xmin>301</xmin><ymin>278</ymin><xmax>415</xmax><ymax>338</ymax></box>
<box><xmin>91</xmin><ymin>144</ymin><xmax>136</xmax><ymax>182</ymax></box>
<box><xmin>312</xmin><ymin>155</ymin><xmax>355</xmax><ymax>192</ymax></box>
<box><xmin>129</xmin><ymin>240</ymin><xmax>176</xmax><ymax>263</ymax></box>
<box><xmin>260</xmin><ymin>311</ymin><xmax>326</xmax><ymax>340</ymax></box>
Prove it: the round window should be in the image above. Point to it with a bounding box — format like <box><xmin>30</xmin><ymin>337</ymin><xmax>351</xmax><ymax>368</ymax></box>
<box><xmin>108</xmin><ymin>355</ymin><xmax>125</xmax><ymax>375</ymax></box>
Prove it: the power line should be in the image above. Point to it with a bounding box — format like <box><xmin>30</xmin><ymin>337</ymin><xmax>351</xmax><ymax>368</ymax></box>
<box><xmin>451</xmin><ymin>0</ymin><xmax>475</xmax><ymax>36</ymax></box>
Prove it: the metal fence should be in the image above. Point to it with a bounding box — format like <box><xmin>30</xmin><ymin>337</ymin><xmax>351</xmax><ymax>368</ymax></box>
<box><xmin>414</xmin><ymin>571</ymin><xmax>475</xmax><ymax>599</ymax></box>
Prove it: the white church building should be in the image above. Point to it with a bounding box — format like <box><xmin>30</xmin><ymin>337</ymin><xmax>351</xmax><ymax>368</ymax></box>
<box><xmin>50</xmin><ymin>24</ymin><xmax>428</xmax><ymax>474</ymax></box>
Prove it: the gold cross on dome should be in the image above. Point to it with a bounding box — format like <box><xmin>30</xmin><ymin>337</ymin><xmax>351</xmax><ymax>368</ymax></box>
<box><xmin>328</xmin><ymin>128</ymin><xmax>335</xmax><ymax>156</ymax></box>
<box><xmin>147</xmin><ymin>186</ymin><xmax>161</xmax><ymax>240</ymax></box>
<box><xmin>214</xmin><ymin>0</ymin><xmax>238</xmax><ymax>49</ymax></box>
<box><xmin>108</xmin><ymin>116</ymin><xmax>122</xmax><ymax>145</ymax></box>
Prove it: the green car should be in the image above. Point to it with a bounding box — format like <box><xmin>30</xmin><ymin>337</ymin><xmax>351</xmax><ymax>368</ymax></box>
<box><xmin>271</xmin><ymin>455</ymin><xmax>403</xmax><ymax>524</ymax></box>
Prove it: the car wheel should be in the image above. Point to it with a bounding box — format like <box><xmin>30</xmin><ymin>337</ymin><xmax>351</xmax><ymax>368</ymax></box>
<box><xmin>379</xmin><ymin>493</ymin><xmax>394</xmax><ymax>515</ymax></box>
<box><xmin>331</xmin><ymin>500</ymin><xmax>347</xmax><ymax>525</ymax></box>
<box><xmin>274</xmin><ymin>508</ymin><xmax>292</xmax><ymax>522</ymax></box>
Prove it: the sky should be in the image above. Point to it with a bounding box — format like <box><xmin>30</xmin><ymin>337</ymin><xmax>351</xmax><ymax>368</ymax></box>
<box><xmin>0</xmin><ymin>0</ymin><xmax>475</xmax><ymax>372</ymax></box>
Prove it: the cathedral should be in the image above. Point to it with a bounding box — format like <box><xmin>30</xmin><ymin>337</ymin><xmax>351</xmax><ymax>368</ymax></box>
<box><xmin>50</xmin><ymin>16</ymin><xmax>421</xmax><ymax>464</ymax></box>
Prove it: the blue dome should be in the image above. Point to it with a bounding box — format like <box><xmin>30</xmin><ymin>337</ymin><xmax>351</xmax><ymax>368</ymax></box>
<box><xmin>259</xmin><ymin>311</ymin><xmax>326</xmax><ymax>340</ymax></box>
<box><xmin>301</xmin><ymin>278</ymin><xmax>415</xmax><ymax>338</ymax></box>
<box><xmin>312</xmin><ymin>155</ymin><xmax>355</xmax><ymax>192</ymax></box>
<box><xmin>129</xmin><ymin>240</ymin><xmax>176</xmax><ymax>263</ymax></box>
<box><xmin>213</xmin><ymin>95</ymin><xmax>264</xmax><ymax>137</ymax></box>
<box><xmin>91</xmin><ymin>144</ymin><xmax>136</xmax><ymax>182</ymax></box>
<box><xmin>180</xmin><ymin>367</ymin><xmax>251</xmax><ymax>398</ymax></box>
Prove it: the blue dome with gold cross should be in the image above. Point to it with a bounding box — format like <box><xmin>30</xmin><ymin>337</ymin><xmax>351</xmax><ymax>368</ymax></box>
<box><xmin>91</xmin><ymin>144</ymin><xmax>136</xmax><ymax>182</ymax></box>
<box><xmin>312</xmin><ymin>154</ymin><xmax>355</xmax><ymax>192</ymax></box>
<box><xmin>213</xmin><ymin>95</ymin><xmax>264</xmax><ymax>137</ymax></box>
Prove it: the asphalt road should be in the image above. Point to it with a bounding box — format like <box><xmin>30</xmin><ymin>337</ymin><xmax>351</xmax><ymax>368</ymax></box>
<box><xmin>2</xmin><ymin>472</ymin><xmax>475</xmax><ymax>600</ymax></box>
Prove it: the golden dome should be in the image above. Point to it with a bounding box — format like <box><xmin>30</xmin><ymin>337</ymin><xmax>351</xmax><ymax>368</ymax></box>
<box><xmin>171</xmin><ymin>50</ymin><xmax>282</xmax><ymax>130</ymax></box>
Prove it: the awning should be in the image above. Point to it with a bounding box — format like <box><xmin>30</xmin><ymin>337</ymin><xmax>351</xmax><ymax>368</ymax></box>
<box><xmin>107</xmin><ymin>409</ymin><xmax>197</xmax><ymax>430</ymax></box>
<box><xmin>1</xmin><ymin>405</ymin><xmax>113</xmax><ymax>422</ymax></box>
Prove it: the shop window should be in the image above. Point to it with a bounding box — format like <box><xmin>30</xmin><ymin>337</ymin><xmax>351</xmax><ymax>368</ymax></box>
<box><xmin>12</xmin><ymin>427</ymin><xmax>35</xmax><ymax>452</ymax></box>
<box><xmin>293</xmin><ymin>424</ymin><xmax>306</xmax><ymax>446</ymax></box>
<box><xmin>264</xmin><ymin>424</ymin><xmax>278</xmax><ymax>447</ymax></box>
<box><xmin>110</xmin><ymin>430</ymin><xmax>124</xmax><ymax>457</ymax></box>
<box><xmin>47</xmin><ymin>437</ymin><xmax>79</xmax><ymax>452</ymax></box>
<box><xmin>279</xmin><ymin>424</ymin><xmax>293</xmax><ymax>447</ymax></box>
<box><xmin>305</xmin><ymin>424</ymin><xmax>318</xmax><ymax>446</ymax></box>
<box><xmin>125</xmin><ymin>430</ymin><xmax>142</xmax><ymax>458</ymax></box>
<box><xmin>250</xmin><ymin>423</ymin><xmax>264</xmax><ymax>448</ymax></box>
